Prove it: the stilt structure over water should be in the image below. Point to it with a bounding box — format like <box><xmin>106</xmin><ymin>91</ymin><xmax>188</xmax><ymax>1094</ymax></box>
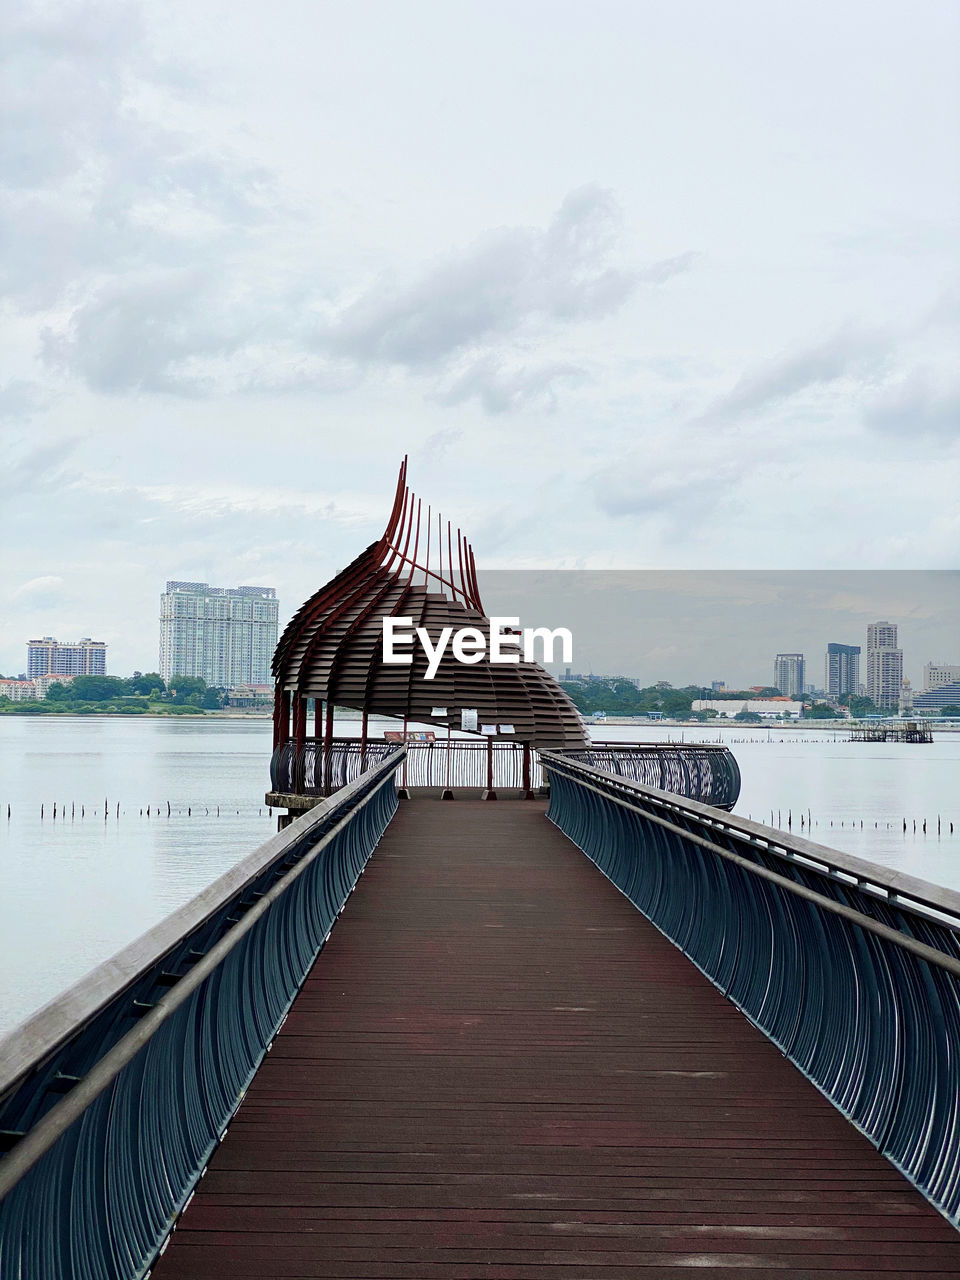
<box><xmin>849</xmin><ymin>721</ymin><xmax>934</xmax><ymax>743</ymax></box>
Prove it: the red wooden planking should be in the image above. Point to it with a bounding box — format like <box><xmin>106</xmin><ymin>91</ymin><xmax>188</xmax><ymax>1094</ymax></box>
<box><xmin>153</xmin><ymin>800</ymin><xmax>960</xmax><ymax>1278</ymax></box>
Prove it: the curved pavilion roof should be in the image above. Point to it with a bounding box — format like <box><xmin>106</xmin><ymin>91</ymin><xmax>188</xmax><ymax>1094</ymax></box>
<box><xmin>273</xmin><ymin>459</ymin><xmax>586</xmax><ymax>749</ymax></box>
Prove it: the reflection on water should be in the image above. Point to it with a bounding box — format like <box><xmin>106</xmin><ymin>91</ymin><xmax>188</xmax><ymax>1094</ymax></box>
<box><xmin>0</xmin><ymin>716</ymin><xmax>957</xmax><ymax>1036</ymax></box>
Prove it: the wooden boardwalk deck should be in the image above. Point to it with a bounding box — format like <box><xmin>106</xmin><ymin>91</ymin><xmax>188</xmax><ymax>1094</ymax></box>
<box><xmin>155</xmin><ymin>799</ymin><xmax>960</xmax><ymax>1278</ymax></box>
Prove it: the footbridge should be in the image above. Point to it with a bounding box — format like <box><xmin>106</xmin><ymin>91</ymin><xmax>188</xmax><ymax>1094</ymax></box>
<box><xmin>3</xmin><ymin>747</ymin><xmax>960</xmax><ymax>1278</ymax></box>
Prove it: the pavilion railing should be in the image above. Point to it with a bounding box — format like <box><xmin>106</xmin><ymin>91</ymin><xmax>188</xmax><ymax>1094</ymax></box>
<box><xmin>270</xmin><ymin>737</ymin><xmax>397</xmax><ymax>794</ymax></box>
<box><xmin>0</xmin><ymin>748</ymin><xmax>405</xmax><ymax>1280</ymax></box>
<box><xmin>540</xmin><ymin>751</ymin><xmax>960</xmax><ymax>1226</ymax></box>
<box><xmin>270</xmin><ymin>737</ymin><xmax>741</xmax><ymax>807</ymax></box>
<box><xmin>561</xmin><ymin>744</ymin><xmax>740</xmax><ymax>810</ymax></box>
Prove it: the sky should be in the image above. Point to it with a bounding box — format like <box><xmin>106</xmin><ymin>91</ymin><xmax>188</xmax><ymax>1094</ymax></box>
<box><xmin>2</xmin><ymin>0</ymin><xmax>958</xmax><ymax>677</ymax></box>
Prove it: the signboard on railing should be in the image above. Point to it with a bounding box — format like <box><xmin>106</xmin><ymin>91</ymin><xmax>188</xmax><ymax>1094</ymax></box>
<box><xmin>383</xmin><ymin>730</ymin><xmax>436</xmax><ymax>742</ymax></box>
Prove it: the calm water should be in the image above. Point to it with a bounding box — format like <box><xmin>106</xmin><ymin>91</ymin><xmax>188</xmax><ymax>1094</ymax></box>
<box><xmin>0</xmin><ymin>716</ymin><xmax>957</xmax><ymax>1037</ymax></box>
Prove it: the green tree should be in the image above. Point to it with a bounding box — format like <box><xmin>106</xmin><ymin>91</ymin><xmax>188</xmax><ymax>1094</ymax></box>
<box><xmin>940</xmin><ymin>705</ymin><xmax>960</xmax><ymax>717</ymax></box>
<box><xmin>67</xmin><ymin>675</ymin><xmax>129</xmax><ymax>701</ymax></box>
<box><xmin>167</xmin><ymin>676</ymin><xmax>207</xmax><ymax>706</ymax></box>
<box><xmin>804</xmin><ymin>703</ymin><xmax>840</xmax><ymax>719</ymax></box>
<box><xmin>128</xmin><ymin>672</ymin><xmax>166</xmax><ymax>696</ymax></box>
<box><xmin>848</xmin><ymin>694</ymin><xmax>879</xmax><ymax>718</ymax></box>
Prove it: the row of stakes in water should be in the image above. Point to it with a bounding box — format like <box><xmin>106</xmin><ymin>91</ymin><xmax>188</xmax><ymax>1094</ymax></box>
<box><xmin>6</xmin><ymin>802</ymin><xmax>955</xmax><ymax>836</ymax></box>
<box><xmin>5</xmin><ymin>801</ymin><xmax>274</xmax><ymax>819</ymax></box>
<box><xmin>750</xmin><ymin>810</ymin><xmax>955</xmax><ymax>836</ymax></box>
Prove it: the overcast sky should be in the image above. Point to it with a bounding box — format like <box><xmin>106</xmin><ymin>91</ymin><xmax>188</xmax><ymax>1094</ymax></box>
<box><xmin>2</xmin><ymin>1</ymin><xmax>958</xmax><ymax>677</ymax></box>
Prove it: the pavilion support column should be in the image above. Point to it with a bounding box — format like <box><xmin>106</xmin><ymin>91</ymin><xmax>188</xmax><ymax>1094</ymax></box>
<box><xmin>293</xmin><ymin>693</ymin><xmax>307</xmax><ymax>744</ymax></box>
<box><xmin>313</xmin><ymin>696</ymin><xmax>323</xmax><ymax>737</ymax></box>
<box><xmin>359</xmin><ymin>709</ymin><xmax>369</xmax><ymax>772</ymax></box>
<box><xmin>397</xmin><ymin>714</ymin><xmax>410</xmax><ymax>799</ymax></box>
<box><xmin>273</xmin><ymin>688</ymin><xmax>291</xmax><ymax>751</ymax></box>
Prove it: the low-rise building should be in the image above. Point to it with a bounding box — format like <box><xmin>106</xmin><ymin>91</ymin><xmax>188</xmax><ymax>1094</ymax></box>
<box><xmin>923</xmin><ymin>662</ymin><xmax>960</xmax><ymax>692</ymax></box>
<box><xmin>33</xmin><ymin>674</ymin><xmax>76</xmax><ymax>697</ymax></box>
<box><xmin>224</xmin><ymin>683</ymin><xmax>274</xmax><ymax>708</ymax></box>
<box><xmin>692</xmin><ymin>698</ymin><xmax>804</xmax><ymax>718</ymax></box>
<box><xmin>913</xmin><ymin>680</ymin><xmax>960</xmax><ymax>712</ymax></box>
<box><xmin>0</xmin><ymin>679</ymin><xmax>38</xmax><ymax>702</ymax></box>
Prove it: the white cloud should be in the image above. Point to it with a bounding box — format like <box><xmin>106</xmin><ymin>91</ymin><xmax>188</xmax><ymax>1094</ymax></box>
<box><xmin>314</xmin><ymin>186</ymin><xmax>691</xmax><ymax>369</ymax></box>
<box><xmin>699</xmin><ymin>325</ymin><xmax>890</xmax><ymax>423</ymax></box>
<box><xmin>865</xmin><ymin>367</ymin><xmax>960</xmax><ymax>440</ymax></box>
<box><xmin>11</xmin><ymin>575</ymin><xmax>65</xmax><ymax>601</ymax></box>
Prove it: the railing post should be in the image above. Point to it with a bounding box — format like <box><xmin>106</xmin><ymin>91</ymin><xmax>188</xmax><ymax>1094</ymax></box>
<box><xmin>397</xmin><ymin>716</ymin><xmax>410</xmax><ymax>799</ymax></box>
<box><xmin>482</xmin><ymin>736</ymin><xmax>497</xmax><ymax>800</ymax></box>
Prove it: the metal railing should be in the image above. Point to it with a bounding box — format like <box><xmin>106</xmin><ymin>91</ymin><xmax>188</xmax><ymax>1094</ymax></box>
<box><xmin>270</xmin><ymin>737</ymin><xmax>397</xmax><ymax>793</ymax></box>
<box><xmin>0</xmin><ymin>748</ymin><xmax>405</xmax><ymax>1280</ymax></box>
<box><xmin>541</xmin><ymin>751</ymin><xmax>960</xmax><ymax>1225</ymax></box>
<box><xmin>562</xmin><ymin>744</ymin><xmax>740</xmax><ymax>809</ymax></box>
<box><xmin>271</xmin><ymin>737</ymin><xmax>741</xmax><ymax>806</ymax></box>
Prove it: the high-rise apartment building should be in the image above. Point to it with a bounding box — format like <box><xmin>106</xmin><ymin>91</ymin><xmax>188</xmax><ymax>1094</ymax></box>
<box><xmin>865</xmin><ymin>621</ymin><xmax>903</xmax><ymax>710</ymax></box>
<box><xmin>825</xmin><ymin>643</ymin><xmax>860</xmax><ymax>700</ymax></box>
<box><xmin>923</xmin><ymin>662</ymin><xmax>960</xmax><ymax>692</ymax></box>
<box><xmin>26</xmin><ymin>637</ymin><xmax>107</xmax><ymax>678</ymax></box>
<box><xmin>866</xmin><ymin>621</ymin><xmax>898</xmax><ymax>652</ymax></box>
<box><xmin>774</xmin><ymin>653</ymin><xmax>805</xmax><ymax>698</ymax></box>
<box><xmin>159</xmin><ymin>582</ymin><xmax>279</xmax><ymax>687</ymax></box>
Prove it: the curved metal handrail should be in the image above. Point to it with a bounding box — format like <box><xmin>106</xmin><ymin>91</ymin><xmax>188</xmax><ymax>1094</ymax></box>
<box><xmin>557</xmin><ymin>743</ymin><xmax>741</xmax><ymax>809</ymax></box>
<box><xmin>540</xmin><ymin>751</ymin><xmax>960</xmax><ymax>1225</ymax></box>
<box><xmin>0</xmin><ymin>748</ymin><xmax>405</xmax><ymax>1280</ymax></box>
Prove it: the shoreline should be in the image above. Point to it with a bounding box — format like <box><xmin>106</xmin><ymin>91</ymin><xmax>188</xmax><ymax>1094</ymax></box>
<box><xmin>0</xmin><ymin>708</ymin><xmax>957</xmax><ymax>734</ymax></box>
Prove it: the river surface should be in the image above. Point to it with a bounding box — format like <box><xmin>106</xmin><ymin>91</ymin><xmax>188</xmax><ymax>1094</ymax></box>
<box><xmin>1</xmin><ymin>716</ymin><xmax>957</xmax><ymax>1037</ymax></box>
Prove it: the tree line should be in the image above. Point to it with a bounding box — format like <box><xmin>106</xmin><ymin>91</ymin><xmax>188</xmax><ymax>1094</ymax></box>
<box><xmin>560</xmin><ymin>678</ymin><xmax>939</xmax><ymax>721</ymax></box>
<box><xmin>0</xmin><ymin>673</ymin><xmax>226</xmax><ymax>714</ymax></box>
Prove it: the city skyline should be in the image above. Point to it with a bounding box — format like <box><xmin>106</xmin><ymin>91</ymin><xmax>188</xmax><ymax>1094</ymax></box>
<box><xmin>481</xmin><ymin>571</ymin><xmax>959</xmax><ymax>691</ymax></box>
<box><xmin>6</xmin><ymin>573</ymin><xmax>958</xmax><ymax>694</ymax></box>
